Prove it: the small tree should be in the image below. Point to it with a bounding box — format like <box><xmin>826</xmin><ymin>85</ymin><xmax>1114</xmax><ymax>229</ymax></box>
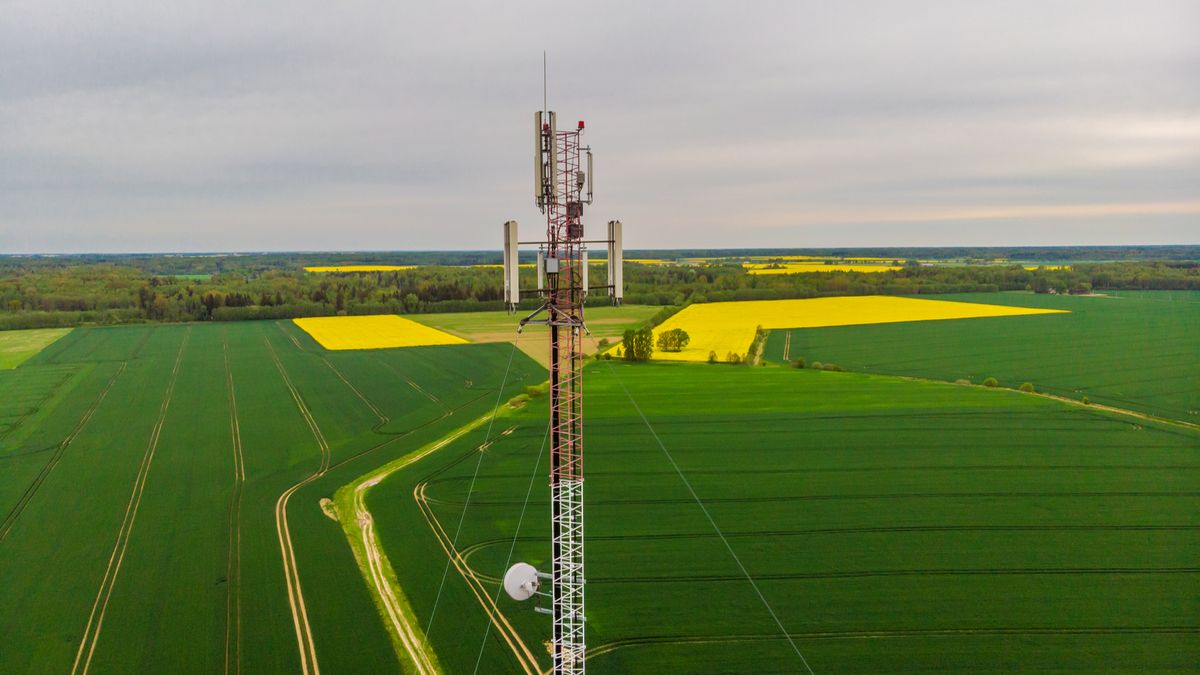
<box><xmin>708</xmin><ymin>350</ymin><xmax>717</xmax><ymax>364</ymax></box>
<box><xmin>656</xmin><ymin>328</ymin><xmax>691</xmax><ymax>353</ymax></box>
<box><xmin>983</xmin><ymin>377</ymin><xmax>999</xmax><ymax>387</ymax></box>
<box><xmin>792</xmin><ymin>358</ymin><xmax>805</xmax><ymax>368</ymax></box>
<box><xmin>726</xmin><ymin>351</ymin><xmax>741</xmax><ymax>364</ymax></box>
<box><xmin>622</xmin><ymin>328</ymin><xmax>654</xmax><ymax>362</ymax></box>
<box><xmin>1082</xmin><ymin>395</ymin><xmax>1090</xmax><ymax>405</ymax></box>
<box><xmin>1019</xmin><ymin>382</ymin><xmax>1035</xmax><ymax>392</ymax></box>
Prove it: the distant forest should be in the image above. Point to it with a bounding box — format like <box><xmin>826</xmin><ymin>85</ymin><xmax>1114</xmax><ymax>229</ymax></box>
<box><xmin>1</xmin><ymin>247</ymin><xmax>1197</xmax><ymax>330</ymax></box>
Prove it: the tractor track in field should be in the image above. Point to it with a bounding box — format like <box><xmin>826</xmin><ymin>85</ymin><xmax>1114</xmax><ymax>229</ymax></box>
<box><xmin>222</xmin><ymin>338</ymin><xmax>245</xmax><ymax>675</ymax></box>
<box><xmin>584</xmin><ymin>625</ymin><xmax>1200</xmax><ymax>659</ymax></box>
<box><xmin>2</xmin><ymin>325</ymin><xmax>159</xmax><ymax>524</ymax></box>
<box><xmin>277</xmin><ymin>321</ymin><xmax>307</xmax><ymax>351</ymax></box>
<box><xmin>338</xmin><ymin>414</ymin><xmax>524</xmax><ymax>673</ymax></box>
<box><xmin>868</xmin><ymin>372</ymin><xmax>1200</xmax><ymax>433</ymax></box>
<box><xmin>47</xmin><ymin>327</ymin><xmax>111</xmax><ymax>365</ymax></box>
<box><xmin>398</xmin><ymin>413</ymin><xmax>540</xmax><ymax>674</ymax></box>
<box><xmin>335</xmin><ymin>407</ymin><xmax>537</xmax><ymax>673</ymax></box>
<box><xmin>0</xmin><ymin>362</ymin><xmax>126</xmax><ymax>542</ymax></box>
<box><xmin>71</xmin><ymin>328</ymin><xmax>190</xmax><ymax>675</ymax></box>
<box><xmin>277</xmin><ymin>321</ymin><xmax>453</xmax><ymax>432</ymax></box>
<box><xmin>270</xmin><ymin>321</ymin><xmax>463</xmax><ymax>674</ymax></box>
<box><xmin>414</xmin><ymin>477</ymin><xmax>541</xmax><ymax>675</ymax></box>
<box><xmin>0</xmin><ymin>364</ymin><xmax>78</xmax><ymax>447</ymax></box>
<box><xmin>3</xmin><ymin>326</ymin><xmax>158</xmax><ymax>532</ymax></box>
<box><xmin>354</xmin><ymin>476</ymin><xmax>439</xmax><ymax>674</ymax></box>
<box><xmin>270</xmin><ymin>331</ymin><xmax>527</xmax><ymax>671</ymax></box>
<box><xmin>264</xmin><ymin>332</ymin><xmax>328</xmax><ymax>675</ymax></box>
<box><xmin>38</xmin><ymin>327</ymin><xmax>88</xmax><ymax>364</ymax></box>
<box><xmin>374</xmin><ymin>356</ymin><xmax>453</xmax><ymax>411</ymax></box>
<box><xmin>323</xmin><ymin>359</ymin><xmax>389</xmax><ymax>425</ymax></box>
<box><xmin>265</xmin><ymin>322</ymin><xmax>467</xmax><ymax>673</ymax></box>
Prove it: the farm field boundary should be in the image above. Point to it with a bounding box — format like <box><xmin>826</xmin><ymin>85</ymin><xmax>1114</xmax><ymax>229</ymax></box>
<box><xmin>765</xmin><ymin>291</ymin><xmax>1199</xmax><ymax>422</ymax></box>
<box><xmin>333</xmin><ymin>398</ymin><xmax>537</xmax><ymax>673</ymax></box>
<box><xmin>891</xmin><ymin>373</ymin><xmax>1200</xmax><ymax>434</ymax></box>
<box><xmin>293</xmin><ymin>314</ymin><xmax>467</xmax><ymax>351</ymax></box>
<box><xmin>0</xmin><ymin>327</ymin><xmax>73</xmax><ymax>369</ymax></box>
<box><xmin>622</xmin><ymin>296</ymin><xmax>1066</xmax><ymax>362</ymax></box>
<box><xmin>0</xmin><ymin>362</ymin><xmax>124</xmax><ymax>541</ymax></box>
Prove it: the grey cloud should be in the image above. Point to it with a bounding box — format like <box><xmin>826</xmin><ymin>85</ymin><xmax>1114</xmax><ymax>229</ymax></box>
<box><xmin>1</xmin><ymin>0</ymin><xmax>1197</xmax><ymax>253</ymax></box>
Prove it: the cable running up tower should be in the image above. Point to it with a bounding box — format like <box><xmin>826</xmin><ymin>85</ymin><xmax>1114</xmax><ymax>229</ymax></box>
<box><xmin>501</xmin><ymin>108</ymin><xmax>623</xmax><ymax>675</ymax></box>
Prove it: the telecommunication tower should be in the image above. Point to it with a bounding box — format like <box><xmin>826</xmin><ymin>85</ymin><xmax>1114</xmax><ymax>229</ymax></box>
<box><xmin>501</xmin><ymin>108</ymin><xmax>623</xmax><ymax>675</ymax></box>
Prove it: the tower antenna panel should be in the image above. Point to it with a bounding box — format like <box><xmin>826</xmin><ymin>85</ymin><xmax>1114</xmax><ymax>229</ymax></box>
<box><xmin>535</xmin><ymin>112</ymin><xmax>545</xmax><ymax>209</ymax></box>
<box><xmin>503</xmin><ymin>220</ymin><xmax>519</xmax><ymax>310</ymax></box>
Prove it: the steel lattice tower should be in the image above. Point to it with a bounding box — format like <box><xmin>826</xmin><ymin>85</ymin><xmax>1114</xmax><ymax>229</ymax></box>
<box><xmin>504</xmin><ymin>109</ymin><xmax>621</xmax><ymax>675</ymax></box>
<box><xmin>544</xmin><ymin>117</ymin><xmax>586</xmax><ymax>674</ymax></box>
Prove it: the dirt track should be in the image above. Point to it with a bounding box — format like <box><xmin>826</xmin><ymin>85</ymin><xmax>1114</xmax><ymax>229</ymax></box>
<box><xmin>265</xmin><ymin>333</ymin><xmax>327</xmax><ymax>675</ymax></box>
<box><xmin>222</xmin><ymin>338</ymin><xmax>246</xmax><ymax>675</ymax></box>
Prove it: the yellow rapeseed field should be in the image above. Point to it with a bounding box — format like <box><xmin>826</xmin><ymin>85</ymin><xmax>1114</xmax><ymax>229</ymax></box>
<box><xmin>745</xmin><ymin>262</ymin><xmax>903</xmax><ymax>274</ymax></box>
<box><xmin>748</xmin><ymin>255</ymin><xmax>906</xmax><ymax>263</ymax></box>
<box><xmin>638</xmin><ymin>296</ymin><xmax>1067</xmax><ymax>362</ymax></box>
<box><xmin>304</xmin><ymin>265</ymin><xmax>416</xmax><ymax>273</ymax></box>
<box><xmin>293</xmin><ymin>315</ymin><xmax>467</xmax><ymax>350</ymax></box>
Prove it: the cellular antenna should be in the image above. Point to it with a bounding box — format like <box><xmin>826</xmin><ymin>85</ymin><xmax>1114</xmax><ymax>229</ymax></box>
<box><xmin>501</xmin><ymin>90</ymin><xmax>624</xmax><ymax>675</ymax></box>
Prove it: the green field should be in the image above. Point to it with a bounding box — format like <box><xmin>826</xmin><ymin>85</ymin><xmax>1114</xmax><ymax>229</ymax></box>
<box><xmin>0</xmin><ymin>328</ymin><xmax>73</xmax><ymax>369</ymax></box>
<box><xmin>764</xmin><ymin>291</ymin><xmax>1200</xmax><ymax>421</ymax></box>
<box><xmin>369</xmin><ymin>360</ymin><xmax>1195</xmax><ymax>667</ymax></box>
<box><xmin>1</xmin><ymin>293</ymin><xmax>1196</xmax><ymax>673</ymax></box>
<box><xmin>369</xmin><ymin>358</ymin><xmax>1199</xmax><ymax>672</ymax></box>
<box><xmin>0</xmin><ymin>321</ymin><xmax>543</xmax><ymax>673</ymax></box>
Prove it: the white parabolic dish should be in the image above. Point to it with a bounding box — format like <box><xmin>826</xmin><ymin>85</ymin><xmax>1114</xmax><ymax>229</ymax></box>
<box><xmin>503</xmin><ymin>562</ymin><xmax>540</xmax><ymax>601</ymax></box>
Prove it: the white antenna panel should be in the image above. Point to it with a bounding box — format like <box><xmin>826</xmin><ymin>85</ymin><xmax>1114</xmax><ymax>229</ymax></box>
<box><xmin>607</xmin><ymin>220</ymin><xmax>623</xmax><ymax>304</ymax></box>
<box><xmin>548</xmin><ymin>111</ymin><xmax>558</xmax><ymax>203</ymax></box>
<box><xmin>534</xmin><ymin>112</ymin><xmax>544</xmax><ymax>207</ymax></box>
<box><xmin>503</xmin><ymin>220</ymin><xmax>519</xmax><ymax>308</ymax></box>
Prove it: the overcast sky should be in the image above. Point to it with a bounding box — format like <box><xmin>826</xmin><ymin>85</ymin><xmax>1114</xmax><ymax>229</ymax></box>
<box><xmin>1</xmin><ymin>1</ymin><xmax>1197</xmax><ymax>253</ymax></box>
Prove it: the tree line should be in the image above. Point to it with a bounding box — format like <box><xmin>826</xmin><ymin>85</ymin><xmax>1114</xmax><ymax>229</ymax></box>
<box><xmin>0</xmin><ymin>252</ymin><xmax>1197</xmax><ymax>331</ymax></box>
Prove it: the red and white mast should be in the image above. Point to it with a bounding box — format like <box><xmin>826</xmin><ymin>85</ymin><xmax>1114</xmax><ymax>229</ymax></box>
<box><xmin>502</xmin><ymin>108</ymin><xmax>622</xmax><ymax>675</ymax></box>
